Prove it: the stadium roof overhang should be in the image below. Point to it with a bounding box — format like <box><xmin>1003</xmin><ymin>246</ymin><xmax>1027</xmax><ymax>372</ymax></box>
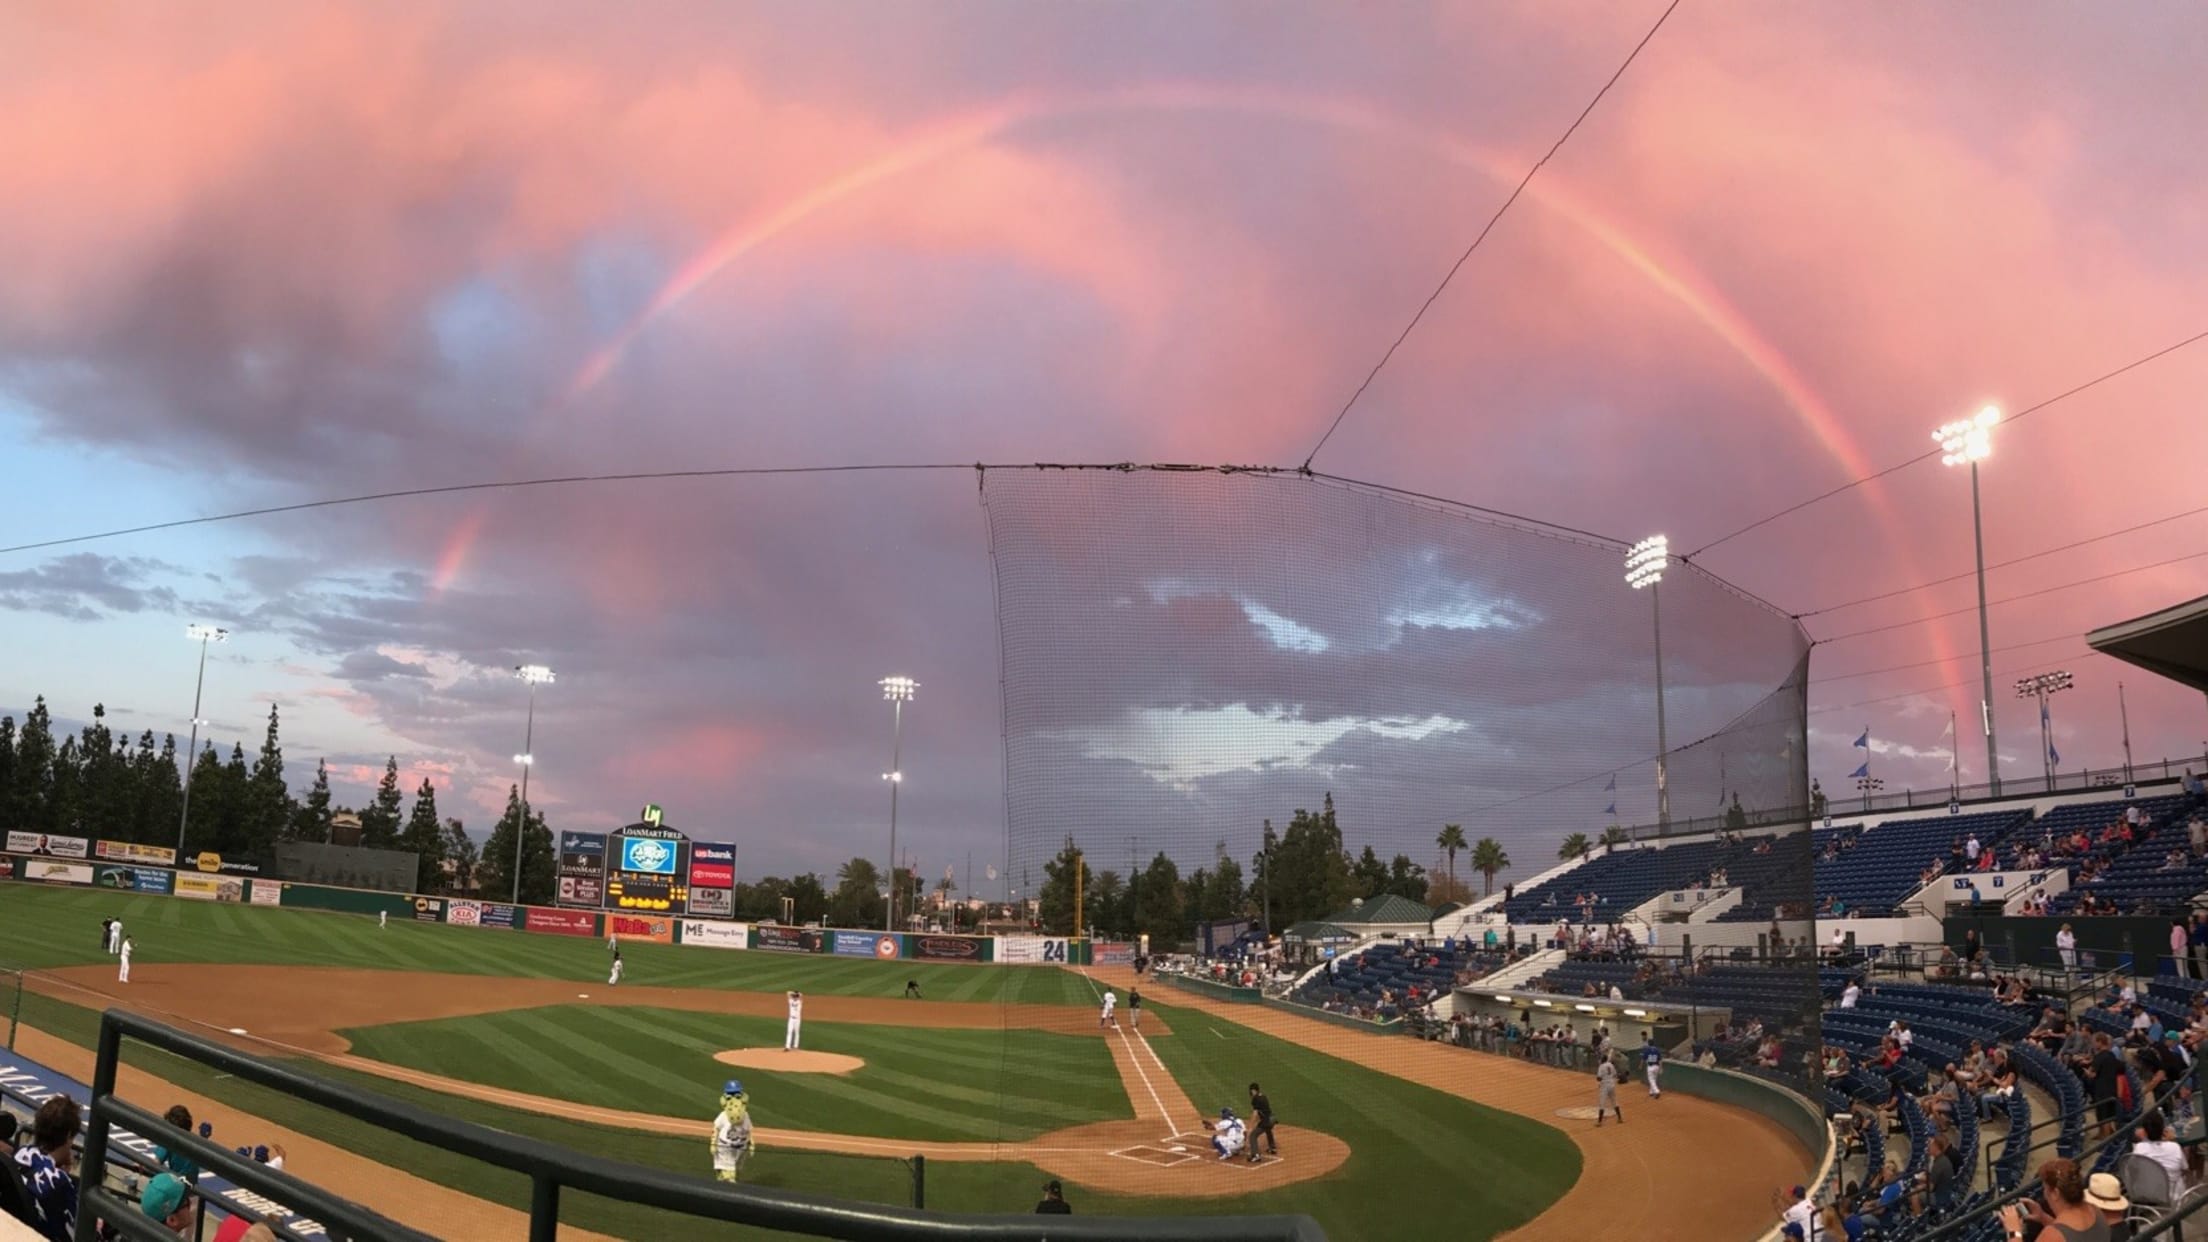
<box><xmin>2087</xmin><ymin>593</ymin><xmax>2208</xmax><ymax>694</ymax></box>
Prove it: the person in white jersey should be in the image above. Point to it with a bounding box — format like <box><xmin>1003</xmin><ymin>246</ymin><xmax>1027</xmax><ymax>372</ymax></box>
<box><xmin>118</xmin><ymin>935</ymin><xmax>134</xmax><ymax>983</ymax></box>
<box><xmin>785</xmin><ymin>990</ymin><xmax>804</xmax><ymax>1051</ymax></box>
<box><xmin>1099</xmin><ymin>988</ymin><xmax>1117</xmax><ymax>1028</ymax></box>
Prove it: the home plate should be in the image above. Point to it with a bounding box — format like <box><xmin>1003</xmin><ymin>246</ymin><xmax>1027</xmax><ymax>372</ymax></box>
<box><xmin>227</xmin><ymin>1028</ymin><xmax>248</xmax><ymax>1035</ymax></box>
<box><xmin>1170</xmin><ymin>1146</ymin><xmax>1187</xmax><ymax>1154</ymax></box>
<box><xmin>577</xmin><ymin>993</ymin><xmax>590</xmax><ymax>998</ymax></box>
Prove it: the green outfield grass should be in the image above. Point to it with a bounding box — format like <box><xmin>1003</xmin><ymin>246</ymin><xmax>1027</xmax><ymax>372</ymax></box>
<box><xmin>338</xmin><ymin>1006</ymin><xmax>1130</xmax><ymax>1140</ymax></box>
<box><xmin>0</xmin><ymin>882</ymin><xmax>1093</xmax><ymax>1005</ymax></box>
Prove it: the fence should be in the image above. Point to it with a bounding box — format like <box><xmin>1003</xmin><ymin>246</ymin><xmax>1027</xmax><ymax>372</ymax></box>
<box><xmin>79</xmin><ymin>1010</ymin><xmax>1327</xmax><ymax>1242</ymax></box>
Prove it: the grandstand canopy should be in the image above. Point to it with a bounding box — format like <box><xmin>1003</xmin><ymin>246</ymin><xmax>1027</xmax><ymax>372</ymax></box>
<box><xmin>1326</xmin><ymin>894</ymin><xmax>1434</xmax><ymax>929</ymax></box>
<box><xmin>1283</xmin><ymin>920</ymin><xmax>1359</xmax><ymax>945</ymax></box>
<box><xmin>2087</xmin><ymin>593</ymin><xmax>2208</xmax><ymax>693</ymax></box>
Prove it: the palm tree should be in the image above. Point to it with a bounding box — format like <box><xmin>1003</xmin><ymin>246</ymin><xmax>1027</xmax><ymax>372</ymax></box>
<box><xmin>1600</xmin><ymin>825</ymin><xmax>1631</xmax><ymax>852</ymax></box>
<box><xmin>1557</xmin><ymin>831</ymin><xmax>1590</xmax><ymax>862</ymax></box>
<box><xmin>1470</xmin><ymin>837</ymin><xmax>1510</xmax><ymax>897</ymax></box>
<box><xmin>1436</xmin><ymin>824</ymin><xmax>1467</xmax><ymax>901</ymax></box>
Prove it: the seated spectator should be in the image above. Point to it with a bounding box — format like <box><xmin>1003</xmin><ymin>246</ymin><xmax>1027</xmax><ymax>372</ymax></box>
<box><xmin>2134</xmin><ymin>1110</ymin><xmax>2188</xmax><ymax>1197</ymax></box>
<box><xmin>14</xmin><ymin>1095</ymin><xmax>82</xmax><ymax>1242</ymax></box>
<box><xmin>141</xmin><ymin>1173</ymin><xmax>194</xmax><ymax>1236</ymax></box>
<box><xmin>155</xmin><ymin>1104</ymin><xmax>204</xmax><ymax>1184</ymax></box>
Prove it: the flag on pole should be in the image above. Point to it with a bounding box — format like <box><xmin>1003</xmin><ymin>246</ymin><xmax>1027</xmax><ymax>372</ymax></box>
<box><xmin>1604</xmin><ymin>802</ymin><xmax>1616</xmax><ymax>817</ymax></box>
<box><xmin>1853</xmin><ymin>728</ymin><xmax>1870</xmax><ymax>750</ymax></box>
<box><xmin>1604</xmin><ymin>774</ymin><xmax>1616</xmax><ymax>792</ymax></box>
<box><xmin>1849</xmin><ymin>761</ymin><xmax>1870</xmax><ymax>779</ymax></box>
<box><xmin>2049</xmin><ymin>740</ymin><xmax>2060</xmax><ymax>766</ymax></box>
<box><xmin>2041</xmin><ymin>699</ymin><xmax>2050</xmax><ymax>726</ymax></box>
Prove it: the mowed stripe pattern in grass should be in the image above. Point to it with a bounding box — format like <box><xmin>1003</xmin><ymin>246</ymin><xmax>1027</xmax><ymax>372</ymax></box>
<box><xmin>338</xmin><ymin>1007</ymin><xmax>1130</xmax><ymax>1142</ymax></box>
<box><xmin>0</xmin><ymin>883</ymin><xmax>1091</xmax><ymax>1006</ymax></box>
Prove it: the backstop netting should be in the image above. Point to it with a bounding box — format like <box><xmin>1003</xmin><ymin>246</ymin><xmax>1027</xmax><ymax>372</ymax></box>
<box><xmin>985</xmin><ymin>467</ymin><xmax>1820</xmax><ymax>1114</ymax></box>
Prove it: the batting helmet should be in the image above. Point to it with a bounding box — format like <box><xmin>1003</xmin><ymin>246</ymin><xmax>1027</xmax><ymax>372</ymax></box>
<box><xmin>724</xmin><ymin>1080</ymin><xmax>745</xmax><ymax>1096</ymax></box>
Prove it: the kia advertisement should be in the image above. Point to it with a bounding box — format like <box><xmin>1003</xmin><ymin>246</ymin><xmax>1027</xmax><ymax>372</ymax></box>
<box><xmin>753</xmin><ymin>925</ymin><xmax>821</xmax><ymax>954</ymax></box>
<box><xmin>525</xmin><ymin>908</ymin><xmax>598</xmax><ymax>937</ymax></box>
<box><xmin>447</xmin><ymin>900</ymin><xmax>483</xmax><ymax>927</ymax></box>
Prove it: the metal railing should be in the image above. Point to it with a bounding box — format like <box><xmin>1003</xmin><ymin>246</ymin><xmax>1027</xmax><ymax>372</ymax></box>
<box><xmin>76</xmin><ymin>1009</ymin><xmax>1327</xmax><ymax>1242</ymax></box>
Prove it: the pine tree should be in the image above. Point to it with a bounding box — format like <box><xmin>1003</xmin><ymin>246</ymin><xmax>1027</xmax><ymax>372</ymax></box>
<box><xmin>0</xmin><ymin>715</ymin><xmax>18</xmax><ymax>828</ymax></box>
<box><xmin>476</xmin><ymin>786</ymin><xmax>554</xmax><ymax>904</ymax></box>
<box><xmin>49</xmin><ymin>737</ymin><xmax>83</xmax><ymax>835</ymax></box>
<box><xmin>181</xmin><ymin>742</ymin><xmax>224</xmax><ymax>856</ymax></box>
<box><xmin>245</xmin><ymin>705</ymin><xmax>292</xmax><ymax>857</ymax></box>
<box><xmin>81</xmin><ymin>703</ymin><xmax>126</xmax><ymax>838</ymax></box>
<box><xmin>1038</xmin><ymin>837</ymin><xmax>1094</xmax><ymax>936</ymax></box>
<box><xmin>15</xmin><ymin>697</ymin><xmax>56</xmax><ymax>830</ymax></box>
<box><xmin>292</xmin><ymin>759</ymin><xmax>333</xmax><ymax>843</ymax></box>
<box><xmin>215</xmin><ymin>742</ymin><xmax>252</xmax><ymax>856</ymax></box>
<box><xmin>399</xmin><ymin>778</ymin><xmax>447</xmax><ymax>892</ymax></box>
<box><xmin>359</xmin><ymin>757</ymin><xmax>403</xmax><ymax>849</ymax></box>
<box><xmin>140</xmin><ymin>735</ymin><xmax>182</xmax><ymax>849</ymax></box>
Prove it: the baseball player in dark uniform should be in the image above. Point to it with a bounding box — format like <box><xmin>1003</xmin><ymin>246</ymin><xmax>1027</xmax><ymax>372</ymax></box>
<box><xmin>1129</xmin><ymin>988</ymin><xmax>1144</xmax><ymax>1028</ymax></box>
<box><xmin>1246</xmin><ymin>1082</ymin><xmax>1278</xmax><ymax>1160</ymax></box>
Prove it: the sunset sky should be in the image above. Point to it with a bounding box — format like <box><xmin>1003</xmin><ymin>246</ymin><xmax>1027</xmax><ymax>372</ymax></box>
<box><xmin>3</xmin><ymin>2</ymin><xmax>2205</xmax><ymax>888</ymax></box>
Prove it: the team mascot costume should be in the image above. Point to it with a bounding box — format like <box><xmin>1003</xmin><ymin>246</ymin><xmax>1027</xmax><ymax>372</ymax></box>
<box><xmin>711</xmin><ymin>1079</ymin><xmax>754</xmax><ymax>1182</ymax></box>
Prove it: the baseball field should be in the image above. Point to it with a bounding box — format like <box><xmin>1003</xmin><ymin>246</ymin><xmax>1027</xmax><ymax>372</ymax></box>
<box><xmin>0</xmin><ymin>883</ymin><xmax>1812</xmax><ymax>1239</ymax></box>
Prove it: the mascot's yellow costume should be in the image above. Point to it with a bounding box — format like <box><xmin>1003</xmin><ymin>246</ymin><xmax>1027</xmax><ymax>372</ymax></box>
<box><xmin>711</xmin><ymin>1079</ymin><xmax>753</xmax><ymax>1182</ymax></box>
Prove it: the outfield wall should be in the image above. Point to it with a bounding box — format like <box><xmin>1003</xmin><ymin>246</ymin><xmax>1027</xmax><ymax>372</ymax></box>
<box><xmin>0</xmin><ymin>851</ymin><xmax>1126</xmax><ymax>969</ymax></box>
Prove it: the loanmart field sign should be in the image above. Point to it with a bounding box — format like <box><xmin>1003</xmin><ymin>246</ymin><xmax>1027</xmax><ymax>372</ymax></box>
<box><xmin>609</xmin><ymin>822</ymin><xmax>690</xmax><ymax>914</ymax></box>
<box><xmin>556</xmin><ymin>831</ymin><xmax>608</xmax><ymax>910</ymax></box>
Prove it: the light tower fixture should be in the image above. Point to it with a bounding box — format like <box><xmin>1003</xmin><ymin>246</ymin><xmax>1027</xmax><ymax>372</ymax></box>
<box><xmin>880</xmin><ymin>675</ymin><xmax>917</xmax><ymax>932</ymax></box>
<box><xmin>176</xmin><ymin>625</ymin><xmax>232</xmax><ymax>858</ymax></box>
<box><xmin>2015</xmin><ymin>669</ymin><xmax>2074</xmax><ymax>791</ymax></box>
<box><xmin>1624</xmin><ymin>536</ymin><xmax>1671</xmax><ymax>827</ymax></box>
<box><xmin>511</xmin><ymin>663</ymin><xmax>555</xmax><ymax>904</ymax></box>
<box><xmin>1935</xmin><ymin>404</ymin><xmax>2002</xmax><ymax>794</ymax></box>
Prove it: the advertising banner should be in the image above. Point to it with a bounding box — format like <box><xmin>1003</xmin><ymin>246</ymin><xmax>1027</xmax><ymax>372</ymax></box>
<box><xmin>686</xmin><ymin>885</ymin><xmax>733</xmax><ymax>917</ymax></box>
<box><xmin>95</xmin><ymin>841</ymin><xmax>178</xmax><ymax>867</ymax></box>
<box><xmin>480</xmin><ymin>903</ymin><xmax>519</xmax><ymax>929</ymax></box>
<box><xmin>26</xmin><ymin>860</ymin><xmax>93</xmax><ymax>885</ymax></box>
<box><xmin>606</xmin><ymin>872</ymin><xmax>687</xmax><ymax>914</ymax></box>
<box><xmin>93</xmin><ymin>865</ymin><xmax>172</xmax><ymax>895</ymax></box>
<box><xmin>412</xmin><ymin>896</ymin><xmax>446</xmax><ymax>923</ymax></box>
<box><xmin>753</xmin><ymin>925</ymin><xmax>821</xmax><ymax>954</ymax></box>
<box><xmin>447</xmin><ymin>900</ymin><xmax>483</xmax><ymax>927</ymax></box>
<box><xmin>248</xmin><ymin>880</ymin><xmax>282</xmax><ymax>906</ymax></box>
<box><xmin>688</xmin><ymin>842</ymin><xmax>736</xmax><ymax>890</ymax></box>
<box><xmin>525</xmin><ymin>907</ymin><xmax>598</xmax><ymax>937</ymax></box>
<box><xmin>2</xmin><ymin>856</ymin><xmax>15</xmax><ymax>879</ymax></box>
<box><xmin>679</xmin><ymin>919</ymin><xmax>749</xmax><ymax>949</ymax></box>
<box><xmin>1093</xmin><ymin>942</ymin><xmax>1135</xmax><ymax>966</ymax></box>
<box><xmin>7</xmin><ymin>831</ymin><xmax>90</xmax><ymax>859</ymax></box>
<box><xmin>187</xmin><ymin>852</ymin><xmax>260</xmax><ymax>876</ymax></box>
<box><xmin>832</xmin><ymin>931</ymin><xmax>902</xmax><ymax>960</ymax></box>
<box><xmin>997</xmin><ymin>936</ymin><xmax>1069</xmax><ymax>964</ymax></box>
<box><xmin>607</xmin><ymin>913</ymin><xmax>674</xmax><ymax>943</ymax></box>
<box><xmin>556</xmin><ymin>832</ymin><xmax>609</xmax><ymax>910</ymax></box>
<box><xmin>910</xmin><ymin>934</ymin><xmax>991</xmax><ymax>963</ymax></box>
<box><xmin>175</xmin><ymin>874</ymin><xmax>244</xmax><ymax>902</ymax></box>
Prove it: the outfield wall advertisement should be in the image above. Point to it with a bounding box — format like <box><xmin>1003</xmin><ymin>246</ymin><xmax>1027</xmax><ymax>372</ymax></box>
<box><xmin>526</xmin><ymin>908</ymin><xmax>597</xmax><ymax>937</ymax></box>
<box><xmin>480</xmin><ymin>903</ymin><xmax>519</xmax><ymax>929</ymax></box>
<box><xmin>412</xmin><ymin>896</ymin><xmax>446</xmax><ymax>922</ymax></box>
<box><xmin>249</xmin><ymin>880</ymin><xmax>282</xmax><ymax>906</ymax></box>
<box><xmin>607</xmin><ymin>913</ymin><xmax>674</xmax><ymax>943</ymax></box>
<box><xmin>94</xmin><ymin>864</ymin><xmax>172</xmax><ymax>894</ymax></box>
<box><xmin>679</xmin><ymin>919</ymin><xmax>749</xmax><ymax>949</ymax></box>
<box><xmin>753</xmin><ymin>925</ymin><xmax>821</xmax><ymax>954</ymax></box>
<box><xmin>8</xmin><ymin>832</ymin><xmax>90</xmax><ymax>859</ymax></box>
<box><xmin>997</xmin><ymin>936</ymin><xmax>1070</xmax><ymax>964</ymax></box>
<box><xmin>26</xmin><ymin>860</ymin><xmax>93</xmax><ymax>885</ymax></box>
<box><xmin>95</xmin><ymin>841</ymin><xmax>177</xmax><ymax>867</ymax></box>
<box><xmin>175</xmin><ymin>874</ymin><xmax>244</xmax><ymax>902</ymax></box>
<box><xmin>910</xmin><ymin>934</ymin><xmax>992</xmax><ymax>963</ymax></box>
<box><xmin>447</xmin><ymin>900</ymin><xmax>483</xmax><ymax>927</ymax></box>
<box><xmin>832</xmin><ymin>931</ymin><xmax>901</xmax><ymax>960</ymax></box>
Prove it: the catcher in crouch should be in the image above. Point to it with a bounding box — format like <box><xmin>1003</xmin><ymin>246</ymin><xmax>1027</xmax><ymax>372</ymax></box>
<box><xmin>1199</xmin><ymin>1106</ymin><xmax>1247</xmax><ymax>1161</ymax></box>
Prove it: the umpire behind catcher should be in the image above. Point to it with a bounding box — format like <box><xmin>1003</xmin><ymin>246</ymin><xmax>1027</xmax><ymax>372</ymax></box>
<box><xmin>1247</xmin><ymin>1082</ymin><xmax>1279</xmax><ymax>1159</ymax></box>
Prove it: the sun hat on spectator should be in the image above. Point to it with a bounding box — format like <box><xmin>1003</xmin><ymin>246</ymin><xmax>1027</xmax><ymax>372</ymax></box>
<box><xmin>2085</xmin><ymin>1173</ymin><xmax>2129</xmax><ymax>1212</ymax></box>
<box><xmin>142</xmin><ymin>1172</ymin><xmax>189</xmax><ymax>1220</ymax></box>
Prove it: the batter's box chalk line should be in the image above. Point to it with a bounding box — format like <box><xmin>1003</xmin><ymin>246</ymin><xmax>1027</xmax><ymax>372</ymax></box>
<box><xmin>1555</xmin><ymin>1106</ymin><xmax>1605</xmax><ymax>1120</ymax></box>
<box><xmin>1109</xmin><ymin>1145</ymin><xmax>1197</xmax><ymax>1168</ymax></box>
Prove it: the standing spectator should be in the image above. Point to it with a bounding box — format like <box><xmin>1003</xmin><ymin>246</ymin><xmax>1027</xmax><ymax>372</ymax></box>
<box><xmin>1840</xmin><ymin>980</ymin><xmax>1861</xmax><ymax>1009</ymax></box>
<box><xmin>2058</xmin><ymin>923</ymin><xmax>2078</xmax><ymax>972</ymax></box>
<box><xmin>2087</xmin><ymin>1032</ymin><xmax>2126</xmax><ymax>1139</ymax></box>
<box><xmin>2173</xmin><ymin>919</ymin><xmax>2191</xmax><ymax>981</ymax></box>
<box><xmin>13</xmin><ymin>1096</ymin><xmax>82</xmax><ymax>1242</ymax></box>
<box><xmin>2191</xmin><ymin>911</ymin><xmax>2208</xmax><ymax>981</ymax></box>
<box><xmin>1033</xmin><ymin>1179</ymin><xmax>1071</xmax><ymax>1214</ymax></box>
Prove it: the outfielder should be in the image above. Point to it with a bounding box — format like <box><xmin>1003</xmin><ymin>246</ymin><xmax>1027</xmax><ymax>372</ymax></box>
<box><xmin>1641</xmin><ymin>1033</ymin><xmax>1663</xmax><ymax>1097</ymax></box>
<box><xmin>1202</xmin><ymin>1107</ymin><xmax>1246</xmax><ymax>1160</ymax></box>
<box><xmin>1595</xmin><ymin>1057</ymin><xmax>1622</xmax><ymax>1126</ymax></box>
<box><xmin>118</xmin><ymin>935</ymin><xmax>133</xmax><ymax>984</ymax></box>
<box><xmin>1099</xmin><ymin>989</ymin><xmax>1117</xmax><ymax>1028</ymax></box>
<box><xmin>608</xmin><ymin>949</ymin><xmax>623</xmax><ymax>986</ymax></box>
<box><xmin>710</xmin><ymin>1080</ymin><xmax>753</xmax><ymax>1182</ymax></box>
<box><xmin>379</xmin><ymin>910</ymin><xmax>387</xmax><ymax>929</ymax></box>
<box><xmin>785</xmin><ymin>991</ymin><xmax>804</xmax><ymax>1051</ymax></box>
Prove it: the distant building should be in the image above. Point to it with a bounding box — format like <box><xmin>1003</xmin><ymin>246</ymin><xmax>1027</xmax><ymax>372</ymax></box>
<box><xmin>329</xmin><ymin>811</ymin><xmax>363</xmax><ymax>847</ymax></box>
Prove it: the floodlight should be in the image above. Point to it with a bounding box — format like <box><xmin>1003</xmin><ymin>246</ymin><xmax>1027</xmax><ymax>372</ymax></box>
<box><xmin>880</xmin><ymin>675</ymin><xmax>917</xmax><ymax>701</ymax></box>
<box><xmin>1934</xmin><ymin>406</ymin><xmax>1999</xmax><ymax>467</ymax></box>
<box><xmin>186</xmin><ymin>624</ymin><xmax>229</xmax><ymax>643</ymax></box>
<box><xmin>516</xmin><ymin>664</ymin><xmax>556</xmax><ymax>685</ymax></box>
<box><xmin>1624</xmin><ymin>535</ymin><xmax>1669</xmax><ymax>590</ymax></box>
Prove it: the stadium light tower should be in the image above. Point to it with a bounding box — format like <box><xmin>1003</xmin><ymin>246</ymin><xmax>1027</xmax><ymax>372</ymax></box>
<box><xmin>1625</xmin><ymin>536</ymin><xmax>1671</xmax><ymax>828</ymax></box>
<box><xmin>880</xmin><ymin>676</ymin><xmax>917</xmax><ymax>933</ymax></box>
<box><xmin>2015</xmin><ymin>670</ymin><xmax>2074</xmax><ymax>792</ymax></box>
<box><xmin>512</xmin><ymin>664</ymin><xmax>555</xmax><ymax>905</ymax></box>
<box><xmin>1936</xmin><ymin>405</ymin><xmax>2003</xmax><ymax>795</ymax></box>
<box><xmin>176</xmin><ymin>624</ymin><xmax>231</xmax><ymax>858</ymax></box>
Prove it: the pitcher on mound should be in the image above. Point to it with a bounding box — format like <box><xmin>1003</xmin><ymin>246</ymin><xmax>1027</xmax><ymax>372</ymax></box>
<box><xmin>785</xmin><ymin>990</ymin><xmax>804</xmax><ymax>1051</ymax></box>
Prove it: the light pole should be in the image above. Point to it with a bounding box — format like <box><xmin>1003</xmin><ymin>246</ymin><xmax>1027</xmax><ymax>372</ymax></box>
<box><xmin>1625</xmin><ymin>535</ymin><xmax>1671</xmax><ymax>828</ymax></box>
<box><xmin>176</xmin><ymin>624</ymin><xmax>230</xmax><ymax>859</ymax></box>
<box><xmin>1936</xmin><ymin>405</ymin><xmax>2002</xmax><ymax>795</ymax></box>
<box><xmin>2118</xmin><ymin>682</ymin><xmax>2134</xmax><ymax>783</ymax></box>
<box><xmin>512</xmin><ymin>664</ymin><xmax>555</xmax><ymax>905</ymax></box>
<box><xmin>880</xmin><ymin>676</ymin><xmax>916</xmax><ymax>933</ymax></box>
<box><xmin>1855</xmin><ymin>774</ymin><xmax>1885</xmax><ymax>812</ymax></box>
<box><xmin>2016</xmin><ymin>670</ymin><xmax>2073</xmax><ymax>792</ymax></box>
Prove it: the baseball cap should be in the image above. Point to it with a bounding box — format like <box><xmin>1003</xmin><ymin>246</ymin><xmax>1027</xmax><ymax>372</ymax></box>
<box><xmin>142</xmin><ymin>1173</ymin><xmax>189</xmax><ymax>1221</ymax></box>
<box><xmin>724</xmin><ymin>1080</ymin><xmax>744</xmax><ymax>1096</ymax></box>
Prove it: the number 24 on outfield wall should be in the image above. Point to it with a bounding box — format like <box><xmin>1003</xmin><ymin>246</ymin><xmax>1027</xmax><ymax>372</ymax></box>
<box><xmin>1043</xmin><ymin>940</ymin><xmax>1067</xmax><ymax>963</ymax></box>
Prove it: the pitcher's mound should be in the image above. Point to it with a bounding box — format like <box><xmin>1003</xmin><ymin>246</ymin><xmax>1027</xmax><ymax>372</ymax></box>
<box><xmin>713</xmin><ymin>1048</ymin><xmax>865</xmax><ymax>1075</ymax></box>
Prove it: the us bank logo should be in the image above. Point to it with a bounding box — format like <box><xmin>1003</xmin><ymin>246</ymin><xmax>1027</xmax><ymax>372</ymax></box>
<box><xmin>623</xmin><ymin>838</ymin><xmax>676</xmax><ymax>874</ymax></box>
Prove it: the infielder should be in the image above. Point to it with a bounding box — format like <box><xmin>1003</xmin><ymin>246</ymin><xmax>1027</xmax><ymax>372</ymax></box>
<box><xmin>1202</xmin><ymin>1107</ymin><xmax>1246</xmax><ymax>1160</ymax></box>
<box><xmin>608</xmin><ymin>949</ymin><xmax>623</xmax><ymax>987</ymax></box>
<box><xmin>118</xmin><ymin>935</ymin><xmax>134</xmax><ymax>984</ymax></box>
<box><xmin>608</xmin><ymin>931</ymin><xmax>619</xmax><ymax>953</ymax></box>
<box><xmin>379</xmin><ymin>910</ymin><xmax>387</xmax><ymax>929</ymax></box>
<box><xmin>785</xmin><ymin>991</ymin><xmax>804</xmax><ymax>1051</ymax></box>
<box><xmin>1641</xmin><ymin>1033</ymin><xmax>1663</xmax><ymax>1097</ymax></box>
<box><xmin>100</xmin><ymin>917</ymin><xmax>113</xmax><ymax>953</ymax></box>
<box><xmin>107</xmin><ymin>918</ymin><xmax>124</xmax><ymax>955</ymax></box>
<box><xmin>1099</xmin><ymin>988</ymin><xmax>1117</xmax><ymax>1028</ymax></box>
<box><xmin>710</xmin><ymin>1080</ymin><xmax>753</xmax><ymax>1182</ymax></box>
<box><xmin>1594</xmin><ymin>1057</ymin><xmax>1622</xmax><ymax>1126</ymax></box>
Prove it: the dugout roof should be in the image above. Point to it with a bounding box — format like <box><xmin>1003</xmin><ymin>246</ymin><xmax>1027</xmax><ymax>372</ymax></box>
<box><xmin>2087</xmin><ymin>592</ymin><xmax>2208</xmax><ymax>693</ymax></box>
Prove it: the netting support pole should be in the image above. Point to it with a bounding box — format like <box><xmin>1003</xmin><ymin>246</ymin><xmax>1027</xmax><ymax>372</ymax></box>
<box><xmin>529</xmin><ymin>1172</ymin><xmax>560</xmax><ymax>1242</ymax></box>
<box><xmin>6</xmin><ymin>970</ymin><xmax>19</xmax><ymax>1050</ymax></box>
<box><xmin>911</xmin><ymin>1154</ymin><xmax>925</xmax><ymax>1209</ymax></box>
